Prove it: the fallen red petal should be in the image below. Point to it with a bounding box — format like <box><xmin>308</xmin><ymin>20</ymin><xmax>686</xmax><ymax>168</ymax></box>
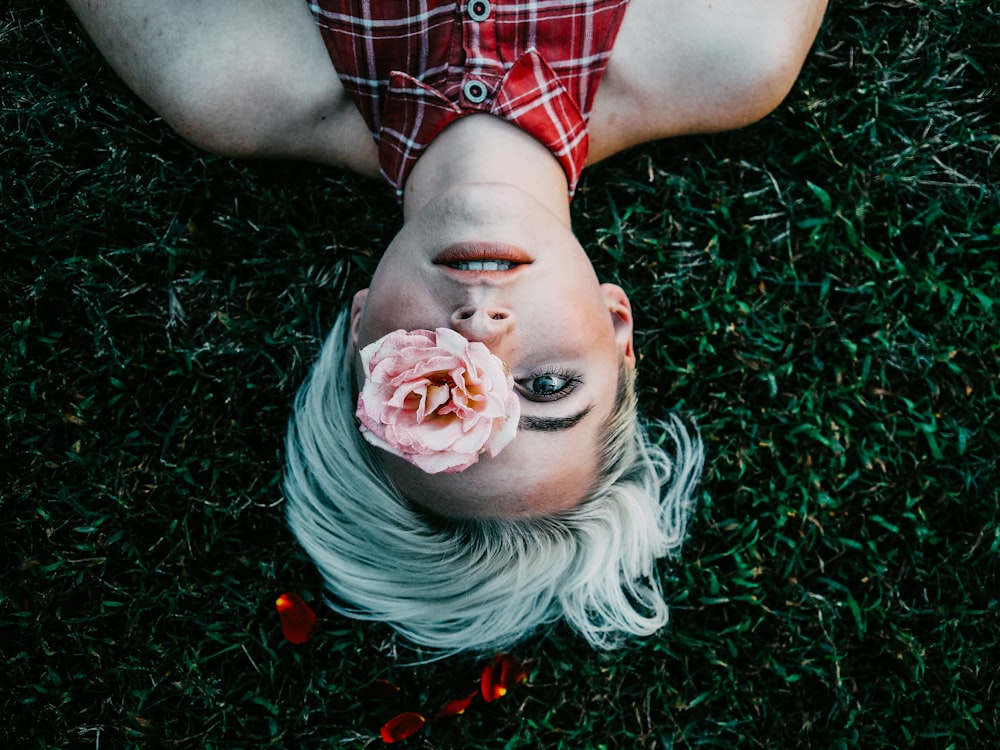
<box><xmin>380</xmin><ymin>712</ymin><xmax>425</xmax><ymax>744</ymax></box>
<box><xmin>497</xmin><ymin>653</ymin><xmax>527</xmax><ymax>688</ymax></box>
<box><xmin>480</xmin><ymin>659</ymin><xmax>501</xmax><ymax>702</ymax></box>
<box><xmin>275</xmin><ymin>592</ymin><xmax>317</xmax><ymax>644</ymax></box>
<box><xmin>434</xmin><ymin>691</ymin><xmax>478</xmax><ymax>720</ymax></box>
<box><xmin>481</xmin><ymin>653</ymin><xmax>523</xmax><ymax>702</ymax></box>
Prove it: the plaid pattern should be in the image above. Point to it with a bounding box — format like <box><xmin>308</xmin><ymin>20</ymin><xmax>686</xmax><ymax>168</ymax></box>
<box><xmin>310</xmin><ymin>0</ymin><xmax>629</xmax><ymax>199</ymax></box>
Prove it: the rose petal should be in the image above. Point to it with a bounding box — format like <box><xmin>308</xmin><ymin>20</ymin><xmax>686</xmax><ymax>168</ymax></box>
<box><xmin>356</xmin><ymin>328</ymin><xmax>520</xmax><ymax>474</ymax></box>
<box><xmin>480</xmin><ymin>654</ymin><xmax>527</xmax><ymax>702</ymax></box>
<box><xmin>484</xmin><ymin>392</ymin><xmax>520</xmax><ymax>457</ymax></box>
<box><xmin>275</xmin><ymin>592</ymin><xmax>317</xmax><ymax>644</ymax></box>
<box><xmin>363</xmin><ymin>330</ymin><xmax>435</xmax><ymax>370</ymax></box>
<box><xmin>432</xmin><ymin>326</ymin><xmax>472</xmax><ymax>355</ymax></box>
<box><xmin>380</xmin><ymin>712</ymin><xmax>426</xmax><ymax>744</ymax></box>
<box><xmin>433</xmin><ymin>691</ymin><xmax>478</xmax><ymax>720</ymax></box>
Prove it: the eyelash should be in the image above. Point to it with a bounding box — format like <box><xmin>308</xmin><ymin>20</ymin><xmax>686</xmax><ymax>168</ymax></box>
<box><xmin>516</xmin><ymin>369</ymin><xmax>582</xmax><ymax>402</ymax></box>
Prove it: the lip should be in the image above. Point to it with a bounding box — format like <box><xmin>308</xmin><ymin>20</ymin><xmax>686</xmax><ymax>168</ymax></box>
<box><xmin>433</xmin><ymin>242</ymin><xmax>534</xmax><ymax>266</ymax></box>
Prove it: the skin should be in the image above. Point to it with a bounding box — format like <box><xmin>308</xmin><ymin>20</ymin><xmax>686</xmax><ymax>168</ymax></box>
<box><xmin>349</xmin><ymin>118</ymin><xmax>635</xmax><ymax>517</ymax></box>
<box><xmin>66</xmin><ymin>0</ymin><xmax>829</xmax><ymax>517</ymax></box>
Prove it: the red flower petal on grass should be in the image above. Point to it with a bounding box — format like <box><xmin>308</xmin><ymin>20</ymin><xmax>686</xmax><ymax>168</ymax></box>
<box><xmin>275</xmin><ymin>592</ymin><xmax>317</xmax><ymax>644</ymax></box>
<box><xmin>380</xmin><ymin>712</ymin><xmax>426</xmax><ymax>744</ymax></box>
<box><xmin>433</xmin><ymin>690</ymin><xmax>478</xmax><ymax>720</ymax></box>
<box><xmin>480</xmin><ymin>653</ymin><xmax>527</xmax><ymax>702</ymax></box>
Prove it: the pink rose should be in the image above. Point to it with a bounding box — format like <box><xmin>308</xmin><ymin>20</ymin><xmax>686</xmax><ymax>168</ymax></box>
<box><xmin>355</xmin><ymin>328</ymin><xmax>521</xmax><ymax>474</ymax></box>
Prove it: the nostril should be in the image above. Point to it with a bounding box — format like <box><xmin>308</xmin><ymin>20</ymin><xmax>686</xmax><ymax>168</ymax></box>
<box><xmin>491</xmin><ymin>312</ymin><xmax>505</xmax><ymax>320</ymax></box>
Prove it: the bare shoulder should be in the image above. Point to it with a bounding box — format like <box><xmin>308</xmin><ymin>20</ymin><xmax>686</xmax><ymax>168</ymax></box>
<box><xmin>586</xmin><ymin>0</ymin><xmax>829</xmax><ymax>163</ymax></box>
<box><xmin>67</xmin><ymin>0</ymin><xmax>378</xmax><ymax>175</ymax></box>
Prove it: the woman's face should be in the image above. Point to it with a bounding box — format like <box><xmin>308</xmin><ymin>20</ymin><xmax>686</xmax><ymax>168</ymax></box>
<box><xmin>351</xmin><ymin>183</ymin><xmax>635</xmax><ymax>518</ymax></box>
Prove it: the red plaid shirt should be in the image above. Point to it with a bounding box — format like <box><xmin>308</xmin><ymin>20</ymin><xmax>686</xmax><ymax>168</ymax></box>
<box><xmin>310</xmin><ymin>0</ymin><xmax>629</xmax><ymax>199</ymax></box>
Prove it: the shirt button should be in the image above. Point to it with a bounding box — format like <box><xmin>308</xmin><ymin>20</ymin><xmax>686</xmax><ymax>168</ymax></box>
<box><xmin>468</xmin><ymin>0</ymin><xmax>491</xmax><ymax>22</ymax></box>
<box><xmin>463</xmin><ymin>80</ymin><xmax>489</xmax><ymax>103</ymax></box>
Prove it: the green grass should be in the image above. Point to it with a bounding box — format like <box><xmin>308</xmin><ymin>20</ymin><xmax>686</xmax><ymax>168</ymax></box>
<box><xmin>3</xmin><ymin>1</ymin><xmax>998</xmax><ymax>747</ymax></box>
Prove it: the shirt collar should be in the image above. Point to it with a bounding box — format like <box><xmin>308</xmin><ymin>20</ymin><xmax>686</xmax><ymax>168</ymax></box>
<box><xmin>379</xmin><ymin>50</ymin><xmax>589</xmax><ymax>201</ymax></box>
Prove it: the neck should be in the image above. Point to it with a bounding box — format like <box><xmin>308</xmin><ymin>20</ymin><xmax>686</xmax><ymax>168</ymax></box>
<box><xmin>401</xmin><ymin>114</ymin><xmax>572</xmax><ymax>225</ymax></box>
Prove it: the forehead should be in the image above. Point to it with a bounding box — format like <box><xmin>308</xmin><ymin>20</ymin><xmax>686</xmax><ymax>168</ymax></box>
<box><xmin>381</xmin><ymin>424</ymin><xmax>603</xmax><ymax>519</ymax></box>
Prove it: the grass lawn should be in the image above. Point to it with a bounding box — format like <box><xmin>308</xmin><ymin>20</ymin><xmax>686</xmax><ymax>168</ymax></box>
<box><xmin>3</xmin><ymin>1</ymin><xmax>998</xmax><ymax>747</ymax></box>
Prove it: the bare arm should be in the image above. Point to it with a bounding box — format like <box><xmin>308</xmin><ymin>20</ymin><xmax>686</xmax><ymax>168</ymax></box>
<box><xmin>66</xmin><ymin>0</ymin><xmax>378</xmax><ymax>174</ymax></box>
<box><xmin>588</xmin><ymin>0</ymin><xmax>829</xmax><ymax>162</ymax></box>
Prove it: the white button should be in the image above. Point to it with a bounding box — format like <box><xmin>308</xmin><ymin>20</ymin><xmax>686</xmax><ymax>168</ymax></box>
<box><xmin>468</xmin><ymin>0</ymin><xmax>491</xmax><ymax>22</ymax></box>
<box><xmin>463</xmin><ymin>80</ymin><xmax>489</xmax><ymax>103</ymax></box>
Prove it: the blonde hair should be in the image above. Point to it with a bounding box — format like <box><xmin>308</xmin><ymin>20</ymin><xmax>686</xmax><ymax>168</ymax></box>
<box><xmin>284</xmin><ymin>310</ymin><xmax>704</xmax><ymax>657</ymax></box>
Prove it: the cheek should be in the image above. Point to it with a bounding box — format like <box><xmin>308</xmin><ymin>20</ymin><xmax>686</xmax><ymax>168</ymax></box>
<box><xmin>546</xmin><ymin>294</ymin><xmax>613</xmax><ymax>344</ymax></box>
<box><xmin>358</xmin><ymin>283</ymin><xmax>437</xmax><ymax>347</ymax></box>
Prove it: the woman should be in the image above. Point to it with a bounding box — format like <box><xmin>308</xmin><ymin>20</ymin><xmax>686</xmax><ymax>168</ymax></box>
<box><xmin>67</xmin><ymin>0</ymin><xmax>828</xmax><ymax>655</ymax></box>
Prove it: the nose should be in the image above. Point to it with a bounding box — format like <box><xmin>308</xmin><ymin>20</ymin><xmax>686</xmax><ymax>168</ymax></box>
<box><xmin>450</xmin><ymin>305</ymin><xmax>514</xmax><ymax>347</ymax></box>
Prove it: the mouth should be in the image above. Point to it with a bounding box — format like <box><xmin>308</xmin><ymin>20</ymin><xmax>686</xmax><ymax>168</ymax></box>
<box><xmin>447</xmin><ymin>260</ymin><xmax>515</xmax><ymax>271</ymax></box>
<box><xmin>433</xmin><ymin>242</ymin><xmax>533</xmax><ymax>268</ymax></box>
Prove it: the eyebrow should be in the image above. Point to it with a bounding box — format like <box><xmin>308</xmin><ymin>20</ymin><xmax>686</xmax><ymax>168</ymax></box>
<box><xmin>518</xmin><ymin>405</ymin><xmax>594</xmax><ymax>432</ymax></box>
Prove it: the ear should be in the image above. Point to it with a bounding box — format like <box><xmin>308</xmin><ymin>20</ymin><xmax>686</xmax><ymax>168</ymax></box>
<box><xmin>349</xmin><ymin>288</ymin><xmax>369</xmax><ymax>352</ymax></box>
<box><xmin>600</xmin><ymin>283</ymin><xmax>636</xmax><ymax>367</ymax></box>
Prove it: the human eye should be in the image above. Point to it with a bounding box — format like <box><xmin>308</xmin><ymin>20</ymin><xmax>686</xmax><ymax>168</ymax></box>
<box><xmin>516</xmin><ymin>369</ymin><xmax>582</xmax><ymax>402</ymax></box>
